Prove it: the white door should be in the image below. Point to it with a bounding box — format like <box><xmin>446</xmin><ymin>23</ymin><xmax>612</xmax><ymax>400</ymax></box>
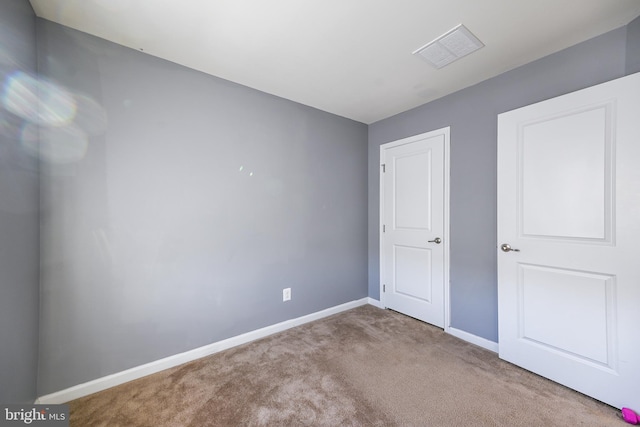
<box><xmin>497</xmin><ymin>72</ymin><xmax>640</xmax><ymax>410</ymax></box>
<box><xmin>380</xmin><ymin>128</ymin><xmax>449</xmax><ymax>327</ymax></box>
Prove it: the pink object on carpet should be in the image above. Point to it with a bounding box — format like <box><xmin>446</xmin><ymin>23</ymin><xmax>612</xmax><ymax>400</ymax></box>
<box><xmin>622</xmin><ymin>408</ymin><xmax>639</xmax><ymax>425</ymax></box>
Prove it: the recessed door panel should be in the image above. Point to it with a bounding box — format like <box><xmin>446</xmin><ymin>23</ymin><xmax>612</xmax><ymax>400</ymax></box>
<box><xmin>394</xmin><ymin>151</ymin><xmax>432</xmax><ymax>231</ymax></box>
<box><xmin>520</xmin><ymin>105</ymin><xmax>612</xmax><ymax>242</ymax></box>
<box><xmin>518</xmin><ymin>264</ymin><xmax>614</xmax><ymax>367</ymax></box>
<box><xmin>394</xmin><ymin>245</ymin><xmax>432</xmax><ymax>302</ymax></box>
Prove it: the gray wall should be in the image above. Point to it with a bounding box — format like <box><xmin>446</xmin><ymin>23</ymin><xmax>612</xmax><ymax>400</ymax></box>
<box><xmin>36</xmin><ymin>20</ymin><xmax>368</xmax><ymax>395</ymax></box>
<box><xmin>627</xmin><ymin>15</ymin><xmax>640</xmax><ymax>74</ymax></box>
<box><xmin>368</xmin><ymin>27</ymin><xmax>631</xmax><ymax>342</ymax></box>
<box><xmin>0</xmin><ymin>0</ymin><xmax>39</xmax><ymax>404</ymax></box>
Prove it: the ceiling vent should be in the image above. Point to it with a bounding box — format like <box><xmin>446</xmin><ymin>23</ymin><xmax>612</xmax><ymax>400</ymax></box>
<box><xmin>413</xmin><ymin>24</ymin><xmax>484</xmax><ymax>69</ymax></box>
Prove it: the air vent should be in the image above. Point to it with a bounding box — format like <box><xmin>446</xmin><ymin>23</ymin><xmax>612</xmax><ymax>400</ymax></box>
<box><xmin>413</xmin><ymin>24</ymin><xmax>484</xmax><ymax>69</ymax></box>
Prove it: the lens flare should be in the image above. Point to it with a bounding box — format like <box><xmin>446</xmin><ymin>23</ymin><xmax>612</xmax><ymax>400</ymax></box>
<box><xmin>1</xmin><ymin>72</ymin><xmax>38</xmax><ymax>122</ymax></box>
<box><xmin>21</xmin><ymin>123</ymin><xmax>88</xmax><ymax>164</ymax></box>
<box><xmin>0</xmin><ymin>109</ymin><xmax>22</xmax><ymax>140</ymax></box>
<box><xmin>19</xmin><ymin>122</ymin><xmax>38</xmax><ymax>153</ymax></box>
<box><xmin>73</xmin><ymin>94</ymin><xmax>108</xmax><ymax>135</ymax></box>
<box><xmin>2</xmin><ymin>71</ymin><xmax>77</xmax><ymax>126</ymax></box>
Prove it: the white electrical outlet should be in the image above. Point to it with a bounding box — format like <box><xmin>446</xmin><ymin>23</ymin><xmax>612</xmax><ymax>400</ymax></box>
<box><xmin>283</xmin><ymin>288</ymin><xmax>291</xmax><ymax>302</ymax></box>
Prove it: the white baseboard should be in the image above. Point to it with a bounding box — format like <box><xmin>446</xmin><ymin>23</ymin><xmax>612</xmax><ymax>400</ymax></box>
<box><xmin>366</xmin><ymin>297</ymin><xmax>384</xmax><ymax>309</ymax></box>
<box><xmin>367</xmin><ymin>298</ymin><xmax>498</xmax><ymax>353</ymax></box>
<box><xmin>367</xmin><ymin>299</ymin><xmax>497</xmax><ymax>353</ymax></box>
<box><xmin>36</xmin><ymin>298</ymin><xmax>370</xmax><ymax>405</ymax></box>
<box><xmin>446</xmin><ymin>326</ymin><xmax>499</xmax><ymax>353</ymax></box>
<box><xmin>36</xmin><ymin>298</ymin><xmax>498</xmax><ymax>404</ymax></box>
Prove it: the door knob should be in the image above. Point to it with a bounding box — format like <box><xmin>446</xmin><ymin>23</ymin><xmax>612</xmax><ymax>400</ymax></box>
<box><xmin>428</xmin><ymin>237</ymin><xmax>442</xmax><ymax>244</ymax></box>
<box><xmin>500</xmin><ymin>243</ymin><xmax>520</xmax><ymax>252</ymax></box>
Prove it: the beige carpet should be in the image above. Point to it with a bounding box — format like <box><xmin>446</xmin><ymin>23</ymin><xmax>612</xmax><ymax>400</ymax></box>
<box><xmin>68</xmin><ymin>305</ymin><xmax>621</xmax><ymax>426</ymax></box>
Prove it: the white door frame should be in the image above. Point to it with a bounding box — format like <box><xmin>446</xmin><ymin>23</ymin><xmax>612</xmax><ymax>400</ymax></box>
<box><xmin>379</xmin><ymin>127</ymin><xmax>451</xmax><ymax>332</ymax></box>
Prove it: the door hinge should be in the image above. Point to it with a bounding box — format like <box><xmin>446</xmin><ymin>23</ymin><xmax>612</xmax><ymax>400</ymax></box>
<box><xmin>381</xmin><ymin>164</ymin><xmax>386</xmax><ymax>173</ymax></box>
<box><xmin>383</xmin><ymin>284</ymin><xmax>386</xmax><ymax>292</ymax></box>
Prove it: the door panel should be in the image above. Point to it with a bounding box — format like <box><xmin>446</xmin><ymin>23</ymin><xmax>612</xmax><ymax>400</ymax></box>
<box><xmin>395</xmin><ymin>245</ymin><xmax>432</xmax><ymax>302</ymax></box>
<box><xmin>521</xmin><ymin>105</ymin><xmax>612</xmax><ymax>241</ymax></box>
<box><xmin>518</xmin><ymin>264</ymin><xmax>614</xmax><ymax>366</ymax></box>
<box><xmin>498</xmin><ymin>72</ymin><xmax>640</xmax><ymax>410</ymax></box>
<box><xmin>381</xmin><ymin>128</ymin><xmax>448</xmax><ymax>327</ymax></box>
<box><xmin>394</xmin><ymin>151</ymin><xmax>433</xmax><ymax>230</ymax></box>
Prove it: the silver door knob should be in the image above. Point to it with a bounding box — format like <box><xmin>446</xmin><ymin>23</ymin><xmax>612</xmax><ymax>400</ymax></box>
<box><xmin>500</xmin><ymin>243</ymin><xmax>520</xmax><ymax>252</ymax></box>
<box><xmin>428</xmin><ymin>237</ymin><xmax>442</xmax><ymax>244</ymax></box>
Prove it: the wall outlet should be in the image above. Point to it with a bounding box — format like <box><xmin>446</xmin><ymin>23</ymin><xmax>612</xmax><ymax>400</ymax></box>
<box><xmin>282</xmin><ymin>288</ymin><xmax>291</xmax><ymax>302</ymax></box>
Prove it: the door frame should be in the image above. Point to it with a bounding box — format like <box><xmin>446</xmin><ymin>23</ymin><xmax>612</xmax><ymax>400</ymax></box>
<box><xmin>379</xmin><ymin>127</ymin><xmax>451</xmax><ymax>331</ymax></box>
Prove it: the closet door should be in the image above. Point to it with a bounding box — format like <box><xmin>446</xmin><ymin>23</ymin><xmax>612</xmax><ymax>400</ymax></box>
<box><xmin>497</xmin><ymin>72</ymin><xmax>640</xmax><ymax>409</ymax></box>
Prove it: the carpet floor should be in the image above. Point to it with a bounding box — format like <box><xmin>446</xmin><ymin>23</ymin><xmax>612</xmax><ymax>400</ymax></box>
<box><xmin>69</xmin><ymin>305</ymin><xmax>621</xmax><ymax>426</ymax></box>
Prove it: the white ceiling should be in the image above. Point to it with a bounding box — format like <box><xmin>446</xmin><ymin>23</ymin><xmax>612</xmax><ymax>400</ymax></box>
<box><xmin>29</xmin><ymin>0</ymin><xmax>640</xmax><ymax>124</ymax></box>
